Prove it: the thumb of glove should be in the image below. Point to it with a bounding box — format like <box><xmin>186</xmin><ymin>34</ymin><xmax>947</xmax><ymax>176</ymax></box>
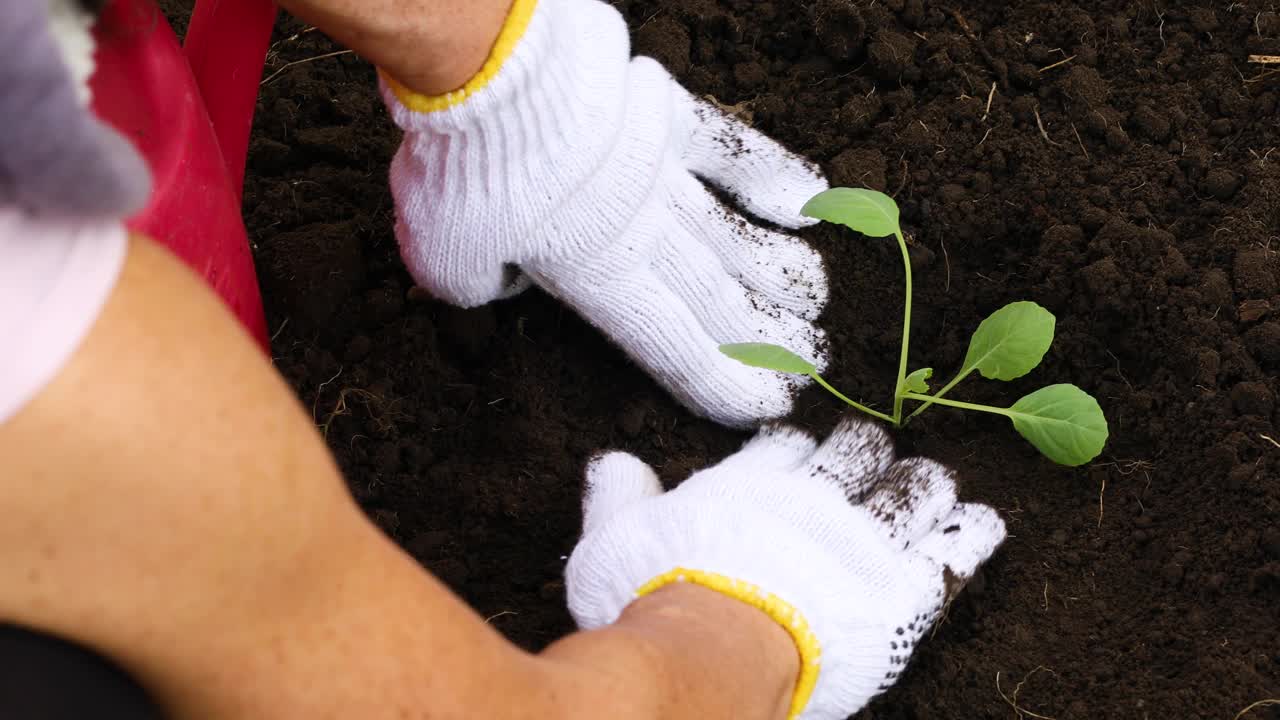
<box><xmin>581</xmin><ymin>452</ymin><xmax>663</xmax><ymax>536</ymax></box>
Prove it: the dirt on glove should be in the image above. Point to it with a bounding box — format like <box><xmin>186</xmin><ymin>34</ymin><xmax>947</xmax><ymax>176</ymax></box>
<box><xmin>164</xmin><ymin>0</ymin><xmax>1280</xmax><ymax>716</ymax></box>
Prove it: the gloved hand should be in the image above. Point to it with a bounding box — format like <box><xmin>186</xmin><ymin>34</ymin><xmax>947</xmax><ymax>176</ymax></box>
<box><xmin>566</xmin><ymin>419</ymin><xmax>1007</xmax><ymax>719</ymax></box>
<box><xmin>0</xmin><ymin>0</ymin><xmax>150</xmax><ymax>219</ymax></box>
<box><xmin>380</xmin><ymin>0</ymin><xmax>830</xmax><ymax>428</ymax></box>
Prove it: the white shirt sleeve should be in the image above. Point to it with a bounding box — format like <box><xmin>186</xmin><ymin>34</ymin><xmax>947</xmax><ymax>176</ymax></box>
<box><xmin>0</xmin><ymin>206</ymin><xmax>126</xmax><ymax>425</ymax></box>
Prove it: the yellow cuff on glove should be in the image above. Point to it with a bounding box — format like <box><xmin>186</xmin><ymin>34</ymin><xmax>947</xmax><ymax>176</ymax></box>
<box><xmin>637</xmin><ymin>567</ymin><xmax>821</xmax><ymax>720</ymax></box>
<box><xmin>379</xmin><ymin>0</ymin><xmax>538</xmax><ymax>113</ymax></box>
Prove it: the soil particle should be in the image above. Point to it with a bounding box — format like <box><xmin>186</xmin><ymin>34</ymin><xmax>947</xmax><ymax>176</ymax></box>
<box><xmin>1189</xmin><ymin>8</ymin><xmax>1219</xmax><ymax>32</ymax></box>
<box><xmin>1081</xmin><ymin>257</ymin><xmax>1123</xmax><ymax>303</ymax></box>
<box><xmin>438</xmin><ymin>306</ymin><xmax>497</xmax><ymax>359</ymax></box>
<box><xmin>1234</xmin><ymin>248</ymin><xmax>1278</xmax><ymax>299</ymax></box>
<box><xmin>1258</xmin><ymin>12</ymin><xmax>1280</xmax><ymax>37</ymax></box>
<box><xmin>1203</xmin><ymin>168</ymin><xmax>1244</xmax><ymax>200</ymax></box>
<box><xmin>634</xmin><ymin>16</ymin><xmax>691</xmax><ymax>77</ymax></box>
<box><xmin>732</xmin><ymin>61</ymin><xmax>768</xmax><ymax>91</ymax></box>
<box><xmin>828</xmin><ymin>147</ymin><xmax>887</xmax><ymax>190</ymax></box>
<box><xmin>1240</xmin><ymin>300</ymin><xmax>1272</xmax><ymax>324</ymax></box>
<box><xmin>1104</xmin><ymin>124</ymin><xmax>1131</xmax><ymax>150</ymax></box>
<box><xmin>809</xmin><ymin>0</ymin><xmax>865</xmax><ymax>62</ymax></box>
<box><xmin>1130</xmin><ymin>105</ymin><xmax>1171</xmax><ymax>142</ymax></box>
<box><xmin>1264</xmin><ymin>528</ymin><xmax>1280</xmax><ymax>561</ymax></box>
<box><xmin>838</xmin><ymin>94</ymin><xmax>881</xmax><ymax>133</ymax></box>
<box><xmin>1199</xmin><ymin>268</ymin><xmax>1234</xmax><ymax>308</ymax></box>
<box><xmin>867</xmin><ymin>29</ymin><xmax>918</xmax><ymax>81</ymax></box>
<box><xmin>1163</xmin><ymin>245</ymin><xmax>1190</xmax><ymax>282</ymax></box>
<box><xmin>1231</xmin><ymin>381</ymin><xmax>1275</xmax><ymax>417</ymax></box>
<box><xmin>344</xmin><ymin>334</ymin><xmax>372</xmax><ymax>363</ymax></box>
<box><xmin>617</xmin><ymin>403</ymin><xmax>649</xmax><ymax>438</ymax></box>
<box><xmin>1244</xmin><ymin>322</ymin><xmax>1280</xmax><ymax>370</ymax></box>
<box><xmin>259</xmin><ymin>221</ymin><xmax>366</xmax><ymax>330</ymax></box>
<box><xmin>1059</xmin><ymin>65</ymin><xmax>1111</xmax><ymax>107</ymax></box>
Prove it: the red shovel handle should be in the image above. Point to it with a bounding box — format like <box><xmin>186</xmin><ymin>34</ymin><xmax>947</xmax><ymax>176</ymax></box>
<box><xmin>91</xmin><ymin>0</ymin><xmax>277</xmax><ymax>349</ymax></box>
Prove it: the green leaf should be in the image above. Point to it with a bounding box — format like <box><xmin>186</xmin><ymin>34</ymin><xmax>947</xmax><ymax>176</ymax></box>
<box><xmin>903</xmin><ymin>367</ymin><xmax>933</xmax><ymax>394</ymax></box>
<box><xmin>1008</xmin><ymin>384</ymin><xmax>1109</xmax><ymax>466</ymax></box>
<box><xmin>719</xmin><ymin>343</ymin><xmax>816</xmax><ymax>375</ymax></box>
<box><xmin>963</xmin><ymin>301</ymin><xmax>1056</xmax><ymax>381</ymax></box>
<box><xmin>800</xmin><ymin>188</ymin><xmax>900</xmax><ymax>238</ymax></box>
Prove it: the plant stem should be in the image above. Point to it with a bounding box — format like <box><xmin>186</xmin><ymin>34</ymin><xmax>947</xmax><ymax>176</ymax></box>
<box><xmin>904</xmin><ymin>367</ymin><xmax>974</xmax><ymax>424</ymax></box>
<box><xmin>812</xmin><ymin>373</ymin><xmax>897</xmax><ymax>424</ymax></box>
<box><xmin>891</xmin><ymin>230</ymin><xmax>913</xmax><ymax>425</ymax></box>
<box><xmin>901</xmin><ymin>392</ymin><xmax>1014</xmax><ymax>418</ymax></box>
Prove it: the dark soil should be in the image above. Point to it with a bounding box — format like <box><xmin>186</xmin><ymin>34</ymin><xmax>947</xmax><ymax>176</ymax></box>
<box><xmin>197</xmin><ymin>0</ymin><xmax>1280</xmax><ymax>716</ymax></box>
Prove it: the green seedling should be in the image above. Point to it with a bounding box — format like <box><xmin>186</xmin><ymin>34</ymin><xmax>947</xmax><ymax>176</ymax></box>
<box><xmin>720</xmin><ymin>188</ymin><xmax>1108</xmax><ymax>467</ymax></box>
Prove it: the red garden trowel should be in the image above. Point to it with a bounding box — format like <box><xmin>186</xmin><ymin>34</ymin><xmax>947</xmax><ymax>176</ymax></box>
<box><xmin>90</xmin><ymin>0</ymin><xmax>279</xmax><ymax>348</ymax></box>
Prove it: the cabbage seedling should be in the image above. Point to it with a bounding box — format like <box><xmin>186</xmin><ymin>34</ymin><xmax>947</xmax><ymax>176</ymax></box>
<box><xmin>720</xmin><ymin>188</ymin><xmax>1108</xmax><ymax>467</ymax></box>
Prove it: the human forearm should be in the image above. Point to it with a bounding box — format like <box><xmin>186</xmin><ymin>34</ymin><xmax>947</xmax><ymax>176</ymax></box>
<box><xmin>274</xmin><ymin>0</ymin><xmax>513</xmax><ymax>95</ymax></box>
<box><xmin>169</xmin><ymin>530</ymin><xmax>801</xmax><ymax>720</ymax></box>
<box><xmin>0</xmin><ymin>234</ymin><xmax>796</xmax><ymax>720</ymax></box>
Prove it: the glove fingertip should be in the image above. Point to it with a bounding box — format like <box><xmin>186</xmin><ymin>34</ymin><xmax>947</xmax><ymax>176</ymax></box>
<box><xmin>585</xmin><ymin>451</ymin><xmax>653</xmax><ymax>483</ymax></box>
<box><xmin>866</xmin><ymin>457</ymin><xmax>958</xmax><ymax>544</ymax></box>
<box><xmin>581</xmin><ymin>451</ymin><xmax>662</xmax><ymax>534</ymax></box>
<box><xmin>675</xmin><ymin>86</ymin><xmax>830</xmax><ymax>232</ymax></box>
<box><xmin>727</xmin><ymin>422</ymin><xmax>818</xmax><ymax>471</ymax></box>
<box><xmin>752</xmin><ymin>422</ymin><xmax>818</xmax><ymax>452</ymax></box>
<box><xmin>825</xmin><ymin>415</ymin><xmax>897</xmax><ymax>465</ymax></box>
<box><xmin>729</xmin><ymin>171</ymin><xmax>829</xmax><ymax>231</ymax></box>
<box><xmin>957</xmin><ymin>502</ymin><xmax>1009</xmax><ymax>548</ymax></box>
<box><xmin>763</xmin><ymin>172</ymin><xmax>831</xmax><ymax>230</ymax></box>
<box><xmin>917</xmin><ymin>503</ymin><xmax>1007</xmax><ymax>581</ymax></box>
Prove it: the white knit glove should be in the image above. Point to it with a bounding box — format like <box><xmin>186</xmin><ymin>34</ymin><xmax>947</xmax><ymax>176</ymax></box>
<box><xmin>380</xmin><ymin>0</ymin><xmax>829</xmax><ymax>428</ymax></box>
<box><xmin>566</xmin><ymin>419</ymin><xmax>1007</xmax><ymax>720</ymax></box>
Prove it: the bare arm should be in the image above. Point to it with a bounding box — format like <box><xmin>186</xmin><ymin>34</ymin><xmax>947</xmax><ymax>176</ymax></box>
<box><xmin>273</xmin><ymin>0</ymin><xmax>513</xmax><ymax>95</ymax></box>
<box><xmin>0</xmin><ymin>234</ymin><xmax>796</xmax><ymax>720</ymax></box>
